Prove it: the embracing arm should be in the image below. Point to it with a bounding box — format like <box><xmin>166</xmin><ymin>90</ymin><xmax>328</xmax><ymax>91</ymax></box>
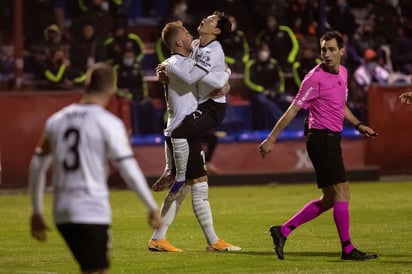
<box><xmin>166</xmin><ymin>60</ymin><xmax>209</xmax><ymax>85</ymax></box>
<box><xmin>200</xmin><ymin>66</ymin><xmax>231</xmax><ymax>89</ymax></box>
<box><xmin>199</xmin><ymin>49</ymin><xmax>231</xmax><ymax>89</ymax></box>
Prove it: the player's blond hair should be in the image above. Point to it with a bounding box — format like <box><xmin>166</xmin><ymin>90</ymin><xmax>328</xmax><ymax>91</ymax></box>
<box><xmin>161</xmin><ymin>21</ymin><xmax>184</xmax><ymax>50</ymax></box>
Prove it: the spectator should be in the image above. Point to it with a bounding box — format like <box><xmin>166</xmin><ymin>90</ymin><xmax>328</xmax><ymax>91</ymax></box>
<box><xmin>221</xmin><ymin>15</ymin><xmax>250</xmax><ymax>73</ymax></box>
<box><xmin>244</xmin><ymin>42</ymin><xmax>287</xmax><ymax>130</ymax></box>
<box><xmin>156</xmin><ymin>37</ymin><xmax>171</xmax><ymax>63</ymax></box>
<box><xmin>212</xmin><ymin>0</ymin><xmax>252</xmax><ymax>34</ymax></box>
<box><xmin>115</xmin><ymin>49</ymin><xmax>162</xmax><ymax>134</ymax></box>
<box><xmin>43</xmin><ymin>48</ymin><xmax>85</xmax><ymax>90</ymax></box>
<box><xmin>0</xmin><ymin>47</ymin><xmax>14</xmax><ymax>83</ymax></box>
<box><xmin>43</xmin><ymin>24</ymin><xmax>69</xmax><ymax>56</ymax></box>
<box><xmin>70</xmin><ymin>22</ymin><xmax>105</xmax><ymax>72</ymax></box>
<box><xmin>366</xmin><ymin>0</ymin><xmax>401</xmax><ymax>44</ymax></box>
<box><xmin>160</xmin><ymin>0</ymin><xmax>195</xmax><ymax>32</ymax></box>
<box><xmin>353</xmin><ymin>19</ymin><xmax>386</xmax><ymax>65</ymax></box>
<box><xmin>104</xmin><ymin>15</ymin><xmax>145</xmax><ymax>65</ymax></box>
<box><xmin>350</xmin><ymin>48</ymin><xmax>390</xmax><ymax>122</ymax></box>
<box><xmin>29</xmin><ymin>24</ymin><xmax>70</xmax><ymax>82</ymax></box>
<box><xmin>0</xmin><ymin>0</ymin><xmax>13</xmax><ymax>43</ymax></box>
<box><xmin>156</xmin><ymin>0</ymin><xmax>193</xmax><ymax>62</ymax></box>
<box><xmin>71</xmin><ymin>0</ymin><xmax>113</xmax><ymax>40</ymax></box>
<box><xmin>399</xmin><ymin>0</ymin><xmax>412</xmax><ymax>19</ymax></box>
<box><xmin>391</xmin><ymin>19</ymin><xmax>412</xmax><ymax>74</ymax></box>
<box><xmin>342</xmin><ymin>33</ymin><xmax>363</xmax><ymax>74</ymax></box>
<box><xmin>256</xmin><ymin>14</ymin><xmax>299</xmax><ymax>72</ymax></box>
<box><xmin>78</xmin><ymin>0</ymin><xmax>123</xmax><ymax>17</ymax></box>
<box><xmin>327</xmin><ymin>0</ymin><xmax>358</xmax><ymax>39</ymax></box>
<box><xmin>23</xmin><ymin>0</ymin><xmax>56</xmax><ymax>49</ymax></box>
<box><xmin>249</xmin><ymin>0</ymin><xmax>289</xmax><ymax>31</ymax></box>
<box><xmin>115</xmin><ymin>49</ymin><xmax>147</xmax><ymax>102</ymax></box>
<box><xmin>292</xmin><ymin>45</ymin><xmax>321</xmax><ymax>91</ymax></box>
<box><xmin>354</xmin><ymin>48</ymin><xmax>390</xmax><ymax>90</ymax></box>
<box><xmin>286</xmin><ymin>0</ymin><xmax>317</xmax><ymax>36</ymax></box>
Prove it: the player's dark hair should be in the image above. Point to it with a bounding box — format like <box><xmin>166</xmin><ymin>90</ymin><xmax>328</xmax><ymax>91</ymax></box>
<box><xmin>320</xmin><ymin>30</ymin><xmax>344</xmax><ymax>49</ymax></box>
<box><xmin>162</xmin><ymin>21</ymin><xmax>184</xmax><ymax>50</ymax></box>
<box><xmin>85</xmin><ymin>63</ymin><xmax>115</xmax><ymax>94</ymax></box>
<box><xmin>213</xmin><ymin>11</ymin><xmax>231</xmax><ymax>42</ymax></box>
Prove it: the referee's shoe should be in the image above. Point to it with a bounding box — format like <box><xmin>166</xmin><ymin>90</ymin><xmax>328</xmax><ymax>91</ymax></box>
<box><xmin>341</xmin><ymin>248</ymin><xmax>378</xmax><ymax>260</ymax></box>
<box><xmin>269</xmin><ymin>225</ymin><xmax>287</xmax><ymax>260</ymax></box>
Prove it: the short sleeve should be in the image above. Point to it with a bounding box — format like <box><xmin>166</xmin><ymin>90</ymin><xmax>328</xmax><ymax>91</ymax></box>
<box><xmin>292</xmin><ymin>73</ymin><xmax>319</xmax><ymax>109</ymax></box>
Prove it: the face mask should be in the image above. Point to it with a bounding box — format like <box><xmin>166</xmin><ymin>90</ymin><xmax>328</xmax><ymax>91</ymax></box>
<box><xmin>258</xmin><ymin>51</ymin><xmax>270</xmax><ymax>61</ymax></box>
<box><xmin>101</xmin><ymin>1</ymin><xmax>109</xmax><ymax>11</ymax></box>
<box><xmin>177</xmin><ymin>4</ymin><xmax>187</xmax><ymax>14</ymax></box>
<box><xmin>267</xmin><ymin>19</ymin><xmax>277</xmax><ymax>30</ymax></box>
<box><xmin>47</xmin><ymin>31</ymin><xmax>58</xmax><ymax>41</ymax></box>
<box><xmin>180</xmin><ymin>4</ymin><xmax>188</xmax><ymax>12</ymax></box>
<box><xmin>123</xmin><ymin>58</ymin><xmax>135</xmax><ymax>67</ymax></box>
<box><xmin>231</xmin><ymin>24</ymin><xmax>237</xmax><ymax>32</ymax></box>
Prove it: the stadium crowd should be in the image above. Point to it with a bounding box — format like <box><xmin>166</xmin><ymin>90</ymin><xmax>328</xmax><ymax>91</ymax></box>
<box><xmin>1</xmin><ymin>0</ymin><xmax>412</xmax><ymax>132</ymax></box>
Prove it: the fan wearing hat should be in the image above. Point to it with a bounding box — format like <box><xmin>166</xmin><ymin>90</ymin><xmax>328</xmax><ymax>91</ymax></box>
<box><xmin>354</xmin><ymin>48</ymin><xmax>389</xmax><ymax>90</ymax></box>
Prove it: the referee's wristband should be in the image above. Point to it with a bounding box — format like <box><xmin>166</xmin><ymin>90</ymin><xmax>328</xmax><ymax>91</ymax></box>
<box><xmin>355</xmin><ymin>122</ymin><xmax>363</xmax><ymax>130</ymax></box>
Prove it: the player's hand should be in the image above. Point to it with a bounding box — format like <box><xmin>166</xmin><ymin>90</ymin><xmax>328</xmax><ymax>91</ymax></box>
<box><xmin>399</xmin><ymin>91</ymin><xmax>412</xmax><ymax>104</ymax></box>
<box><xmin>210</xmin><ymin>83</ymin><xmax>231</xmax><ymax>99</ymax></box>
<box><xmin>148</xmin><ymin>210</ymin><xmax>162</xmax><ymax>229</ymax></box>
<box><xmin>358</xmin><ymin>124</ymin><xmax>378</xmax><ymax>138</ymax></box>
<box><xmin>30</xmin><ymin>213</ymin><xmax>49</xmax><ymax>242</ymax></box>
<box><xmin>258</xmin><ymin>138</ymin><xmax>274</xmax><ymax>158</ymax></box>
<box><xmin>156</xmin><ymin>63</ymin><xmax>169</xmax><ymax>85</ymax></box>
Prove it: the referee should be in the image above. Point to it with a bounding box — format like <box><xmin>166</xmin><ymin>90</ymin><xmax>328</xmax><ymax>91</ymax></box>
<box><xmin>259</xmin><ymin>31</ymin><xmax>378</xmax><ymax>261</ymax></box>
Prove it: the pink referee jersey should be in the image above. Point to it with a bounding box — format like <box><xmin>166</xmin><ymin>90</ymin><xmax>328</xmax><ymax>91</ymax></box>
<box><xmin>292</xmin><ymin>63</ymin><xmax>348</xmax><ymax>132</ymax></box>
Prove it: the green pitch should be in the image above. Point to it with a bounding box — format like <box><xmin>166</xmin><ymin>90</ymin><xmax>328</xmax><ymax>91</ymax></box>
<box><xmin>0</xmin><ymin>181</ymin><xmax>411</xmax><ymax>273</ymax></box>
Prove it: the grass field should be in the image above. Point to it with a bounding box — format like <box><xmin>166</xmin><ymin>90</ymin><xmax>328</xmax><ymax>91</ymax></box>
<box><xmin>0</xmin><ymin>181</ymin><xmax>411</xmax><ymax>273</ymax></box>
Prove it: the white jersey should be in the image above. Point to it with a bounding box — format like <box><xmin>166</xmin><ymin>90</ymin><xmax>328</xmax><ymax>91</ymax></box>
<box><xmin>164</xmin><ymin>54</ymin><xmax>198</xmax><ymax>137</ymax></box>
<box><xmin>44</xmin><ymin>103</ymin><xmax>156</xmax><ymax>224</ymax></box>
<box><xmin>190</xmin><ymin>39</ymin><xmax>229</xmax><ymax>104</ymax></box>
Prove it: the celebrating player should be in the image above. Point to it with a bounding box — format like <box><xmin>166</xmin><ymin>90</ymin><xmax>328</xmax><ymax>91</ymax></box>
<box><xmin>152</xmin><ymin>11</ymin><xmax>231</xmax><ymax>192</ymax></box>
<box><xmin>259</xmin><ymin>31</ymin><xmax>378</xmax><ymax>261</ymax></box>
<box><xmin>29</xmin><ymin>63</ymin><xmax>161</xmax><ymax>273</ymax></box>
<box><xmin>148</xmin><ymin>19</ymin><xmax>240</xmax><ymax>252</ymax></box>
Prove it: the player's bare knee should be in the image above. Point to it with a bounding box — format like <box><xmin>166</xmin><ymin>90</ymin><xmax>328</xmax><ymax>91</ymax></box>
<box><xmin>319</xmin><ymin>197</ymin><xmax>334</xmax><ymax>209</ymax></box>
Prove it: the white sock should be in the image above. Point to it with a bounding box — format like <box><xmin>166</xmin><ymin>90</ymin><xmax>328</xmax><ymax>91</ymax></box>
<box><xmin>171</xmin><ymin>138</ymin><xmax>189</xmax><ymax>182</ymax></box>
<box><xmin>152</xmin><ymin>185</ymin><xmax>190</xmax><ymax>240</ymax></box>
<box><xmin>191</xmin><ymin>182</ymin><xmax>219</xmax><ymax>245</ymax></box>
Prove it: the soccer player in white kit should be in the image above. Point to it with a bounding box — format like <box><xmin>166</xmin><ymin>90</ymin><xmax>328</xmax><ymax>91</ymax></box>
<box><xmin>152</xmin><ymin>11</ymin><xmax>231</xmax><ymax>191</ymax></box>
<box><xmin>148</xmin><ymin>20</ymin><xmax>240</xmax><ymax>252</ymax></box>
<box><xmin>29</xmin><ymin>63</ymin><xmax>161</xmax><ymax>273</ymax></box>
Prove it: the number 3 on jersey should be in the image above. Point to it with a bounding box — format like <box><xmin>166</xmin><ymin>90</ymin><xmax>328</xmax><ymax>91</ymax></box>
<box><xmin>63</xmin><ymin>128</ymin><xmax>80</xmax><ymax>171</ymax></box>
